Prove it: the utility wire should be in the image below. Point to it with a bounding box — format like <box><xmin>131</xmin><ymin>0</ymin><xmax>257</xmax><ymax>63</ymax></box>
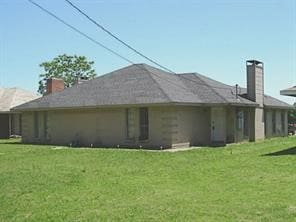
<box><xmin>63</xmin><ymin>0</ymin><xmax>240</xmax><ymax>93</ymax></box>
<box><xmin>27</xmin><ymin>0</ymin><xmax>134</xmax><ymax>65</ymax></box>
<box><xmin>64</xmin><ymin>0</ymin><xmax>175</xmax><ymax>74</ymax></box>
<box><xmin>28</xmin><ymin>0</ymin><xmax>242</xmax><ymax>97</ymax></box>
<box><xmin>27</xmin><ymin>0</ymin><xmax>192</xmax><ymax>92</ymax></box>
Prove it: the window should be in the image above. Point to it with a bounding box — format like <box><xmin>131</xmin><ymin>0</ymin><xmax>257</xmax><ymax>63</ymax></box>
<box><xmin>126</xmin><ymin>108</ymin><xmax>134</xmax><ymax>139</ymax></box>
<box><xmin>281</xmin><ymin>111</ymin><xmax>285</xmax><ymax>133</ymax></box>
<box><xmin>272</xmin><ymin>111</ymin><xmax>276</xmax><ymax>134</ymax></box>
<box><xmin>10</xmin><ymin>115</ymin><xmax>14</xmax><ymax>135</ymax></box>
<box><xmin>19</xmin><ymin>114</ymin><xmax>22</xmax><ymax>135</ymax></box>
<box><xmin>139</xmin><ymin>108</ymin><xmax>149</xmax><ymax>140</ymax></box>
<box><xmin>43</xmin><ymin>112</ymin><xmax>48</xmax><ymax>139</ymax></box>
<box><xmin>243</xmin><ymin>110</ymin><xmax>249</xmax><ymax>137</ymax></box>
<box><xmin>34</xmin><ymin>112</ymin><xmax>39</xmax><ymax>138</ymax></box>
<box><xmin>237</xmin><ymin>111</ymin><xmax>244</xmax><ymax>130</ymax></box>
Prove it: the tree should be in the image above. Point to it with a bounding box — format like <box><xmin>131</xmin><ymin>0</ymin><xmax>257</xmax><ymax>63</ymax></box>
<box><xmin>288</xmin><ymin>103</ymin><xmax>296</xmax><ymax>123</ymax></box>
<box><xmin>288</xmin><ymin>103</ymin><xmax>296</xmax><ymax>134</ymax></box>
<box><xmin>38</xmin><ymin>54</ymin><xmax>97</xmax><ymax>94</ymax></box>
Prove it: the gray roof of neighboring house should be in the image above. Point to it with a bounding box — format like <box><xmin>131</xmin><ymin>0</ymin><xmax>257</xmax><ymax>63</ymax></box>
<box><xmin>13</xmin><ymin>64</ymin><xmax>292</xmax><ymax>111</ymax></box>
<box><xmin>0</xmin><ymin>87</ymin><xmax>39</xmax><ymax>113</ymax></box>
<box><xmin>280</xmin><ymin>86</ymin><xmax>296</xmax><ymax>97</ymax></box>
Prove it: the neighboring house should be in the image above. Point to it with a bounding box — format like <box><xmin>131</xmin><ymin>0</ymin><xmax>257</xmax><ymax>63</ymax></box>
<box><xmin>280</xmin><ymin>86</ymin><xmax>296</xmax><ymax>135</ymax></box>
<box><xmin>13</xmin><ymin>60</ymin><xmax>292</xmax><ymax>148</ymax></box>
<box><xmin>280</xmin><ymin>86</ymin><xmax>296</xmax><ymax>97</ymax></box>
<box><xmin>0</xmin><ymin>87</ymin><xmax>39</xmax><ymax>138</ymax></box>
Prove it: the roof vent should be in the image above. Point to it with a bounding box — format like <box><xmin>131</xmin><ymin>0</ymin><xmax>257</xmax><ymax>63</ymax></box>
<box><xmin>74</xmin><ymin>76</ymin><xmax>89</xmax><ymax>85</ymax></box>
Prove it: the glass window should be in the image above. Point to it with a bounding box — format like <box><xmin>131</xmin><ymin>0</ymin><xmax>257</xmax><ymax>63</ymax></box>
<box><xmin>237</xmin><ymin>111</ymin><xmax>244</xmax><ymax>130</ymax></box>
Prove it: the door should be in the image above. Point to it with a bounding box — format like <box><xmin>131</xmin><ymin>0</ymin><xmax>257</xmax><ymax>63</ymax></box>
<box><xmin>211</xmin><ymin>107</ymin><xmax>226</xmax><ymax>144</ymax></box>
<box><xmin>0</xmin><ymin>114</ymin><xmax>10</xmax><ymax>139</ymax></box>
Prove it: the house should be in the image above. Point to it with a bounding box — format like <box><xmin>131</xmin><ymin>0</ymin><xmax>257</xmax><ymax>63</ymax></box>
<box><xmin>13</xmin><ymin>60</ymin><xmax>292</xmax><ymax>148</ymax></box>
<box><xmin>0</xmin><ymin>87</ymin><xmax>39</xmax><ymax>138</ymax></box>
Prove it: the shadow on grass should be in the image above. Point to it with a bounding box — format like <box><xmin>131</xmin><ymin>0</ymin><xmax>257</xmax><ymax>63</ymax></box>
<box><xmin>263</xmin><ymin>146</ymin><xmax>296</xmax><ymax>156</ymax></box>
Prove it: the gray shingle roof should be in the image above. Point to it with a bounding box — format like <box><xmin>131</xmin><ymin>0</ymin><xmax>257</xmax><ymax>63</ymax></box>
<box><xmin>0</xmin><ymin>87</ymin><xmax>39</xmax><ymax>113</ymax></box>
<box><xmin>280</xmin><ymin>86</ymin><xmax>296</xmax><ymax>97</ymax></box>
<box><xmin>263</xmin><ymin>95</ymin><xmax>293</xmax><ymax>108</ymax></box>
<box><xmin>237</xmin><ymin>88</ymin><xmax>292</xmax><ymax>109</ymax></box>
<box><xmin>179</xmin><ymin>73</ymin><xmax>257</xmax><ymax>105</ymax></box>
<box><xmin>13</xmin><ymin>64</ymin><xmax>292</xmax><ymax>111</ymax></box>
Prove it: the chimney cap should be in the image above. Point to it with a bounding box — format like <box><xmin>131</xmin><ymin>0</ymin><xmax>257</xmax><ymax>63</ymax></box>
<box><xmin>46</xmin><ymin>77</ymin><xmax>64</xmax><ymax>81</ymax></box>
<box><xmin>246</xmin><ymin>60</ymin><xmax>263</xmax><ymax>66</ymax></box>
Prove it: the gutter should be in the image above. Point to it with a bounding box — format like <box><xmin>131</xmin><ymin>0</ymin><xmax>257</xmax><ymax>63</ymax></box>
<box><xmin>11</xmin><ymin>101</ymin><xmax>259</xmax><ymax>112</ymax></box>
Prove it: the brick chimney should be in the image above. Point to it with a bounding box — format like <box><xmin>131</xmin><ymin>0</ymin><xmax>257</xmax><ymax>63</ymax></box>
<box><xmin>246</xmin><ymin>60</ymin><xmax>264</xmax><ymax>106</ymax></box>
<box><xmin>246</xmin><ymin>60</ymin><xmax>265</xmax><ymax>141</ymax></box>
<box><xmin>45</xmin><ymin>78</ymin><xmax>64</xmax><ymax>95</ymax></box>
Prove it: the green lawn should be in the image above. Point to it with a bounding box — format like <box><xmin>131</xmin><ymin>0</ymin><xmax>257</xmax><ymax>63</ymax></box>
<box><xmin>0</xmin><ymin>137</ymin><xmax>295</xmax><ymax>221</ymax></box>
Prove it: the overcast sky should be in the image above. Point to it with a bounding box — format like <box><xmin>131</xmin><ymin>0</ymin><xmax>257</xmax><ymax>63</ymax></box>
<box><xmin>0</xmin><ymin>0</ymin><xmax>295</xmax><ymax>104</ymax></box>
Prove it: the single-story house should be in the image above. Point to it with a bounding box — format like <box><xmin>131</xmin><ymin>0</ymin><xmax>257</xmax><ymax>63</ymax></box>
<box><xmin>0</xmin><ymin>87</ymin><xmax>39</xmax><ymax>138</ymax></box>
<box><xmin>280</xmin><ymin>86</ymin><xmax>296</xmax><ymax>97</ymax></box>
<box><xmin>13</xmin><ymin>60</ymin><xmax>293</xmax><ymax>148</ymax></box>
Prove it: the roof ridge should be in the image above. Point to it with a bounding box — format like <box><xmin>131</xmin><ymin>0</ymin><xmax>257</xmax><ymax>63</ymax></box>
<box><xmin>12</xmin><ymin>64</ymin><xmax>292</xmax><ymax>111</ymax></box>
<box><xmin>37</xmin><ymin>64</ymin><xmax>138</xmax><ymax>98</ymax></box>
<box><xmin>193</xmin><ymin>73</ymin><xmax>228</xmax><ymax>103</ymax></box>
<box><xmin>140</xmin><ymin>64</ymin><xmax>173</xmax><ymax>102</ymax></box>
<box><xmin>193</xmin><ymin>73</ymin><xmax>252</xmax><ymax>104</ymax></box>
<box><xmin>177</xmin><ymin>73</ymin><xmax>204</xmax><ymax>95</ymax></box>
<box><xmin>93</xmin><ymin>64</ymin><xmax>135</xmax><ymax>80</ymax></box>
<box><xmin>194</xmin><ymin>72</ymin><xmax>235</xmax><ymax>88</ymax></box>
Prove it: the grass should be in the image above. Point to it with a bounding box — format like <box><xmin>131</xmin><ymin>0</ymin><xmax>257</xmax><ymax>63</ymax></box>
<box><xmin>0</xmin><ymin>137</ymin><xmax>295</xmax><ymax>221</ymax></box>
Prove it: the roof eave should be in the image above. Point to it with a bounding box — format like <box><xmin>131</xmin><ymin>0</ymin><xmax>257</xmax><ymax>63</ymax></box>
<box><xmin>264</xmin><ymin>105</ymin><xmax>295</xmax><ymax>110</ymax></box>
<box><xmin>13</xmin><ymin>101</ymin><xmax>260</xmax><ymax>112</ymax></box>
<box><xmin>0</xmin><ymin>111</ymin><xmax>11</xmax><ymax>114</ymax></box>
<box><xmin>280</xmin><ymin>90</ymin><xmax>296</xmax><ymax>97</ymax></box>
<box><xmin>228</xmin><ymin>103</ymin><xmax>258</xmax><ymax>107</ymax></box>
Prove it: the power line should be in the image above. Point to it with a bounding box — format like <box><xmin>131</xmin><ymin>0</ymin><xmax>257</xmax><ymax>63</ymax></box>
<box><xmin>27</xmin><ymin>0</ymin><xmax>242</xmax><ymax>98</ymax></box>
<box><xmin>63</xmin><ymin>0</ymin><xmax>239</xmax><ymax>93</ymax></box>
<box><xmin>27</xmin><ymin>0</ymin><xmax>194</xmax><ymax>93</ymax></box>
<box><xmin>64</xmin><ymin>0</ymin><xmax>175</xmax><ymax>74</ymax></box>
<box><xmin>27</xmin><ymin>0</ymin><xmax>134</xmax><ymax>65</ymax></box>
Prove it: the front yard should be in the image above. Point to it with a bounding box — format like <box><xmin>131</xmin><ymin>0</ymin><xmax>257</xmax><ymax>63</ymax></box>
<box><xmin>0</xmin><ymin>137</ymin><xmax>295</xmax><ymax>221</ymax></box>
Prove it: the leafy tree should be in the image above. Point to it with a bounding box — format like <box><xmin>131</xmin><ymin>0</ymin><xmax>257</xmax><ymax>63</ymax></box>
<box><xmin>288</xmin><ymin>103</ymin><xmax>296</xmax><ymax>134</ymax></box>
<box><xmin>38</xmin><ymin>54</ymin><xmax>97</xmax><ymax>94</ymax></box>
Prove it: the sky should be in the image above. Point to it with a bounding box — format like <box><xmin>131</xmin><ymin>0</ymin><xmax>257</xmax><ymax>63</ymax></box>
<box><xmin>0</xmin><ymin>0</ymin><xmax>295</xmax><ymax>104</ymax></box>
